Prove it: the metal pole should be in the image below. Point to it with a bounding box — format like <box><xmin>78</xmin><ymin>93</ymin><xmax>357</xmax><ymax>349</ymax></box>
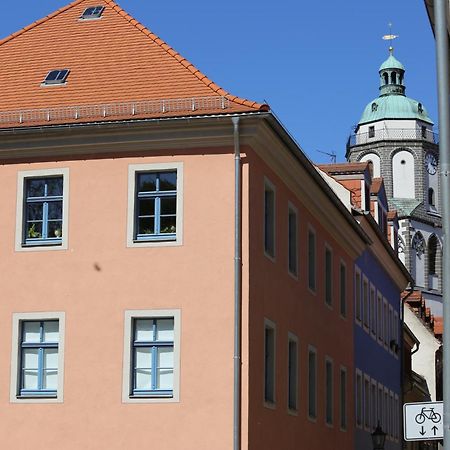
<box><xmin>232</xmin><ymin>116</ymin><xmax>241</xmax><ymax>450</ymax></box>
<box><xmin>434</xmin><ymin>1</ymin><xmax>450</xmax><ymax>448</ymax></box>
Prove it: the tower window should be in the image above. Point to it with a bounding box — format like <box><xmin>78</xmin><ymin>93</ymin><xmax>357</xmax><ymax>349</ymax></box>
<box><xmin>428</xmin><ymin>235</ymin><xmax>438</xmax><ymax>275</ymax></box>
<box><xmin>371</xmin><ymin>103</ymin><xmax>378</xmax><ymax>112</ymax></box>
<box><xmin>422</xmin><ymin>126</ymin><xmax>427</xmax><ymax>139</ymax></box>
<box><xmin>391</xmin><ymin>72</ymin><xmax>397</xmax><ymax>84</ymax></box>
<box><xmin>418</xmin><ymin>103</ymin><xmax>423</xmax><ymax>113</ymax></box>
<box><xmin>383</xmin><ymin>73</ymin><xmax>389</xmax><ymax>85</ymax></box>
<box><xmin>428</xmin><ymin>188</ymin><xmax>435</xmax><ymax>206</ymax></box>
<box><xmin>368</xmin><ymin>126</ymin><xmax>375</xmax><ymax>138</ymax></box>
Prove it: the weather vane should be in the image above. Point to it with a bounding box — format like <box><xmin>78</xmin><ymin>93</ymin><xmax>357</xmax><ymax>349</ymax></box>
<box><xmin>382</xmin><ymin>22</ymin><xmax>399</xmax><ymax>54</ymax></box>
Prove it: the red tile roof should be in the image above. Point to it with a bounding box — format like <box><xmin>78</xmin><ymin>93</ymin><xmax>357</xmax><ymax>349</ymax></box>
<box><xmin>317</xmin><ymin>162</ymin><xmax>369</xmax><ymax>174</ymax></box>
<box><xmin>0</xmin><ymin>0</ymin><xmax>268</xmax><ymax>127</ymax></box>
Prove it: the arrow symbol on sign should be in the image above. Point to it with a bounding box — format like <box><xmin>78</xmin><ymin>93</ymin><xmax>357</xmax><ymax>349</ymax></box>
<box><xmin>432</xmin><ymin>426</ymin><xmax>438</xmax><ymax>436</ymax></box>
<box><xmin>419</xmin><ymin>426</ymin><xmax>426</xmax><ymax>436</ymax></box>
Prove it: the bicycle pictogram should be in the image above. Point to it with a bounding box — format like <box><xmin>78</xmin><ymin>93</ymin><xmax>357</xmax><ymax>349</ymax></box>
<box><xmin>415</xmin><ymin>407</ymin><xmax>442</xmax><ymax>424</ymax></box>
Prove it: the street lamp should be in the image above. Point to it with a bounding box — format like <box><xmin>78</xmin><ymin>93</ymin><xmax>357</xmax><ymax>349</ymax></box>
<box><xmin>371</xmin><ymin>423</ymin><xmax>387</xmax><ymax>450</ymax></box>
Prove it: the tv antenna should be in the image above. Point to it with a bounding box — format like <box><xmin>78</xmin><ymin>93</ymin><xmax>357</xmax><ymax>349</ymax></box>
<box><xmin>317</xmin><ymin>150</ymin><xmax>337</xmax><ymax>164</ymax></box>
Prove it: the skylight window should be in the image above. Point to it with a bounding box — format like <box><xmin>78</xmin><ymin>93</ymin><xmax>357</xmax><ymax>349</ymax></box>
<box><xmin>42</xmin><ymin>69</ymin><xmax>70</xmax><ymax>86</ymax></box>
<box><xmin>80</xmin><ymin>6</ymin><xmax>105</xmax><ymax>19</ymax></box>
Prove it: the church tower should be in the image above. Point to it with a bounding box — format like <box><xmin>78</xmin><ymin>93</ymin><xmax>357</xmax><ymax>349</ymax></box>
<box><xmin>346</xmin><ymin>49</ymin><xmax>443</xmax><ymax>314</ymax></box>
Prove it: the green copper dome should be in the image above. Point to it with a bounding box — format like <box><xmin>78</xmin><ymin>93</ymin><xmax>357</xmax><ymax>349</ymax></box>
<box><xmin>379</xmin><ymin>54</ymin><xmax>404</xmax><ymax>71</ymax></box>
<box><xmin>358</xmin><ymin>50</ymin><xmax>433</xmax><ymax>125</ymax></box>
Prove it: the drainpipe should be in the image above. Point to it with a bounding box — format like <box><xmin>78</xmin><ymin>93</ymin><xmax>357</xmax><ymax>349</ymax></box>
<box><xmin>434</xmin><ymin>1</ymin><xmax>450</xmax><ymax>449</ymax></box>
<box><xmin>232</xmin><ymin>116</ymin><xmax>241</xmax><ymax>450</ymax></box>
<box><xmin>401</xmin><ymin>284</ymin><xmax>414</xmax><ymax>450</ymax></box>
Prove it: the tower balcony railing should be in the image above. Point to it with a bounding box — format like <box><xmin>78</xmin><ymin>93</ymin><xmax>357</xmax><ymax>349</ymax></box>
<box><xmin>347</xmin><ymin>127</ymin><xmax>439</xmax><ymax>149</ymax></box>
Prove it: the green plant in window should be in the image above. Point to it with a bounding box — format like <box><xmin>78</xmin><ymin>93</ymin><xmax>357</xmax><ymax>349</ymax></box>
<box><xmin>161</xmin><ymin>225</ymin><xmax>176</xmax><ymax>234</ymax></box>
<box><xmin>27</xmin><ymin>224</ymin><xmax>42</xmax><ymax>239</ymax></box>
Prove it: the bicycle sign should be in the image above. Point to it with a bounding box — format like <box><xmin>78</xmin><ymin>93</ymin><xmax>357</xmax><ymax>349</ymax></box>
<box><xmin>404</xmin><ymin>401</ymin><xmax>443</xmax><ymax>441</ymax></box>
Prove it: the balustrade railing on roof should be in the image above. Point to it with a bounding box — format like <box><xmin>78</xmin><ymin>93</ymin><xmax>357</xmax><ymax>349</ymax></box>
<box><xmin>347</xmin><ymin>127</ymin><xmax>439</xmax><ymax>149</ymax></box>
<box><xmin>0</xmin><ymin>96</ymin><xmax>230</xmax><ymax>126</ymax></box>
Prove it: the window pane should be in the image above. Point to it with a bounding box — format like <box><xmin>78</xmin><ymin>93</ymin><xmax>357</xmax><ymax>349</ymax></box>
<box><xmin>160</xmin><ymin>216</ymin><xmax>176</xmax><ymax>234</ymax></box>
<box><xmin>156</xmin><ymin>319</ymin><xmax>174</xmax><ymax>341</ymax></box>
<box><xmin>26</xmin><ymin>203</ymin><xmax>43</xmax><ymax>221</ymax></box>
<box><xmin>288</xmin><ymin>210</ymin><xmax>297</xmax><ymax>275</ymax></box>
<box><xmin>326</xmin><ymin>361</ymin><xmax>333</xmax><ymax>424</ymax></box>
<box><xmin>138</xmin><ymin>199</ymin><xmax>155</xmax><ymax>216</ymax></box>
<box><xmin>157</xmin><ymin>347</ymin><xmax>174</xmax><ymax>368</ymax></box>
<box><xmin>159</xmin><ymin>172</ymin><xmax>177</xmax><ymax>191</ymax></box>
<box><xmin>43</xmin><ymin>370</ymin><xmax>58</xmax><ymax>390</ymax></box>
<box><xmin>135</xmin><ymin>347</ymin><xmax>152</xmax><ymax>368</ymax></box>
<box><xmin>160</xmin><ymin>197</ymin><xmax>176</xmax><ymax>215</ymax></box>
<box><xmin>308</xmin><ymin>350</ymin><xmax>317</xmax><ymax>418</ymax></box>
<box><xmin>27</xmin><ymin>179</ymin><xmax>45</xmax><ymax>197</ymax></box>
<box><xmin>23</xmin><ymin>370</ymin><xmax>39</xmax><ymax>390</ymax></box>
<box><xmin>44</xmin><ymin>348</ymin><xmax>58</xmax><ymax>369</ymax></box>
<box><xmin>48</xmin><ymin>221</ymin><xmax>63</xmax><ymax>239</ymax></box>
<box><xmin>23</xmin><ymin>348</ymin><xmax>39</xmax><ymax>369</ymax></box>
<box><xmin>264</xmin><ymin>327</ymin><xmax>275</xmax><ymax>403</ymax></box>
<box><xmin>135</xmin><ymin>369</ymin><xmax>152</xmax><ymax>390</ymax></box>
<box><xmin>288</xmin><ymin>340</ymin><xmax>297</xmax><ymax>410</ymax></box>
<box><xmin>264</xmin><ymin>187</ymin><xmax>275</xmax><ymax>257</ymax></box>
<box><xmin>23</xmin><ymin>322</ymin><xmax>41</xmax><ymax>343</ymax></box>
<box><xmin>47</xmin><ymin>201</ymin><xmax>63</xmax><ymax>220</ymax></box>
<box><xmin>157</xmin><ymin>369</ymin><xmax>173</xmax><ymax>390</ymax></box>
<box><xmin>47</xmin><ymin>178</ymin><xmax>63</xmax><ymax>196</ymax></box>
<box><xmin>138</xmin><ymin>173</ymin><xmax>157</xmax><ymax>192</ymax></box>
<box><xmin>43</xmin><ymin>321</ymin><xmax>59</xmax><ymax>342</ymax></box>
<box><xmin>26</xmin><ymin>222</ymin><xmax>43</xmax><ymax>239</ymax></box>
<box><xmin>135</xmin><ymin>320</ymin><xmax>153</xmax><ymax>342</ymax></box>
<box><xmin>308</xmin><ymin>232</ymin><xmax>316</xmax><ymax>290</ymax></box>
<box><xmin>138</xmin><ymin>217</ymin><xmax>154</xmax><ymax>235</ymax></box>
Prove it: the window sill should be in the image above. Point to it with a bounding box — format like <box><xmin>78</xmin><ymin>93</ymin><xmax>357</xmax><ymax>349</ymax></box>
<box><xmin>130</xmin><ymin>394</ymin><xmax>173</xmax><ymax>399</ymax></box>
<box><xmin>17</xmin><ymin>394</ymin><xmax>57</xmax><ymax>399</ymax></box>
<box><xmin>22</xmin><ymin>241</ymin><xmax>62</xmax><ymax>248</ymax></box>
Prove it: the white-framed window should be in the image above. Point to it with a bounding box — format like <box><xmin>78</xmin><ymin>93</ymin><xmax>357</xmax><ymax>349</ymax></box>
<box><xmin>378</xmin><ymin>383</ymin><xmax>384</xmax><ymax>428</ymax></box>
<box><xmin>364</xmin><ymin>374</ymin><xmax>371</xmax><ymax>430</ymax></box>
<box><xmin>287</xmin><ymin>333</ymin><xmax>298</xmax><ymax>412</ymax></box>
<box><xmin>383</xmin><ymin>299</ymin><xmax>389</xmax><ymax>348</ymax></box>
<box><xmin>15</xmin><ymin>168</ymin><xmax>69</xmax><ymax>252</ymax></box>
<box><xmin>363</xmin><ymin>277</ymin><xmax>369</xmax><ymax>330</ymax></box>
<box><xmin>339</xmin><ymin>366</ymin><xmax>347</xmax><ymax>431</ymax></box>
<box><xmin>10</xmin><ymin>312</ymin><xmax>65</xmax><ymax>403</ymax></box>
<box><xmin>377</xmin><ymin>293</ymin><xmax>383</xmax><ymax>344</ymax></box>
<box><xmin>339</xmin><ymin>261</ymin><xmax>347</xmax><ymax>318</ymax></box>
<box><xmin>307</xmin><ymin>345</ymin><xmax>317</xmax><ymax>420</ymax></box>
<box><xmin>388</xmin><ymin>305</ymin><xmax>394</xmax><ymax>353</ymax></box>
<box><xmin>370</xmin><ymin>285</ymin><xmax>376</xmax><ymax>337</ymax></box>
<box><xmin>394</xmin><ymin>394</ymin><xmax>399</xmax><ymax>440</ymax></box>
<box><xmin>325</xmin><ymin>245</ymin><xmax>333</xmax><ymax>307</ymax></box>
<box><xmin>389</xmin><ymin>391</ymin><xmax>394</xmax><ymax>438</ymax></box>
<box><xmin>122</xmin><ymin>309</ymin><xmax>181</xmax><ymax>403</ymax></box>
<box><xmin>264</xmin><ymin>178</ymin><xmax>276</xmax><ymax>259</ymax></box>
<box><xmin>355</xmin><ymin>268</ymin><xmax>362</xmax><ymax>324</ymax></box>
<box><xmin>127</xmin><ymin>162</ymin><xmax>183</xmax><ymax>248</ymax></box>
<box><xmin>308</xmin><ymin>227</ymin><xmax>316</xmax><ymax>292</ymax></box>
<box><xmin>371</xmin><ymin>379</ymin><xmax>377</xmax><ymax>430</ymax></box>
<box><xmin>264</xmin><ymin>319</ymin><xmax>276</xmax><ymax>406</ymax></box>
<box><xmin>356</xmin><ymin>369</ymin><xmax>362</xmax><ymax>428</ymax></box>
<box><xmin>288</xmin><ymin>203</ymin><xmax>298</xmax><ymax>277</ymax></box>
<box><xmin>325</xmin><ymin>356</ymin><xmax>333</xmax><ymax>426</ymax></box>
<box><xmin>393</xmin><ymin>311</ymin><xmax>399</xmax><ymax>357</ymax></box>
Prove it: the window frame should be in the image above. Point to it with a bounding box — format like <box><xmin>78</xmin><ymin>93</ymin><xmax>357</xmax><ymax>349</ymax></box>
<box><xmin>364</xmin><ymin>374</ymin><xmax>371</xmax><ymax>430</ymax></box>
<box><xmin>324</xmin><ymin>245</ymin><xmax>333</xmax><ymax>308</ymax></box>
<box><xmin>325</xmin><ymin>356</ymin><xmax>333</xmax><ymax>426</ymax></box>
<box><xmin>287</xmin><ymin>203</ymin><xmax>298</xmax><ymax>277</ymax></box>
<box><xmin>10</xmin><ymin>312</ymin><xmax>65</xmax><ymax>403</ymax></box>
<box><xmin>264</xmin><ymin>178</ymin><xmax>276</xmax><ymax>260</ymax></box>
<box><xmin>355</xmin><ymin>267</ymin><xmax>362</xmax><ymax>324</ymax></box>
<box><xmin>307</xmin><ymin>345</ymin><xmax>317</xmax><ymax>420</ymax></box>
<box><xmin>79</xmin><ymin>5</ymin><xmax>105</xmax><ymax>20</ymax></box>
<box><xmin>127</xmin><ymin>163</ymin><xmax>183</xmax><ymax>248</ymax></box>
<box><xmin>362</xmin><ymin>276</ymin><xmax>369</xmax><ymax>330</ymax></box>
<box><xmin>264</xmin><ymin>318</ymin><xmax>276</xmax><ymax>407</ymax></box>
<box><xmin>122</xmin><ymin>309</ymin><xmax>181</xmax><ymax>403</ymax></box>
<box><xmin>15</xmin><ymin>168</ymin><xmax>69</xmax><ymax>252</ymax></box>
<box><xmin>339</xmin><ymin>365</ymin><xmax>347</xmax><ymax>431</ymax></box>
<box><xmin>287</xmin><ymin>332</ymin><xmax>298</xmax><ymax>413</ymax></box>
<box><xmin>307</xmin><ymin>227</ymin><xmax>317</xmax><ymax>293</ymax></box>
<box><xmin>370</xmin><ymin>284</ymin><xmax>377</xmax><ymax>338</ymax></box>
<box><xmin>355</xmin><ymin>369</ymin><xmax>363</xmax><ymax>428</ymax></box>
<box><xmin>339</xmin><ymin>260</ymin><xmax>347</xmax><ymax>318</ymax></box>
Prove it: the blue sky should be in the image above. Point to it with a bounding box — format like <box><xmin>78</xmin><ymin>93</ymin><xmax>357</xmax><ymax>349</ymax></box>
<box><xmin>1</xmin><ymin>0</ymin><xmax>437</xmax><ymax>163</ymax></box>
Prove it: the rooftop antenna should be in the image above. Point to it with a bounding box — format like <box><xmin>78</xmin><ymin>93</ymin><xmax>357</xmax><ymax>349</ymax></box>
<box><xmin>317</xmin><ymin>150</ymin><xmax>337</xmax><ymax>164</ymax></box>
<box><xmin>382</xmin><ymin>22</ymin><xmax>399</xmax><ymax>54</ymax></box>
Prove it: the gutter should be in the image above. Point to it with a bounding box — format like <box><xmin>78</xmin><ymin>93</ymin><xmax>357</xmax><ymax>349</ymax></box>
<box><xmin>232</xmin><ymin>116</ymin><xmax>241</xmax><ymax>450</ymax></box>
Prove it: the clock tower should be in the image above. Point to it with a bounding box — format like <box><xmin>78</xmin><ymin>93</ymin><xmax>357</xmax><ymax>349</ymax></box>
<box><xmin>346</xmin><ymin>49</ymin><xmax>442</xmax><ymax>314</ymax></box>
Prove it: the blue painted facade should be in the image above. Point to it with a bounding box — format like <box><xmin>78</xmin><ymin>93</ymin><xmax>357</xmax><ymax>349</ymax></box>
<box><xmin>354</xmin><ymin>247</ymin><xmax>402</xmax><ymax>450</ymax></box>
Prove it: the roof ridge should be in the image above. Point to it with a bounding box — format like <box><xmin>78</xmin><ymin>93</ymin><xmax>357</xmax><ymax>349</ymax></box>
<box><xmin>103</xmin><ymin>0</ymin><xmax>268</xmax><ymax>111</ymax></box>
<box><xmin>0</xmin><ymin>0</ymin><xmax>86</xmax><ymax>48</ymax></box>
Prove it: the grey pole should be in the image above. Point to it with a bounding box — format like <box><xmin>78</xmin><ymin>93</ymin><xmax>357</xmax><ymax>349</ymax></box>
<box><xmin>434</xmin><ymin>0</ymin><xmax>450</xmax><ymax>448</ymax></box>
<box><xmin>232</xmin><ymin>116</ymin><xmax>241</xmax><ymax>450</ymax></box>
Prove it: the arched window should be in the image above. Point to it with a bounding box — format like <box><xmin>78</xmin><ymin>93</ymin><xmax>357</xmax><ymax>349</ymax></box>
<box><xmin>429</xmin><ymin>188</ymin><xmax>435</xmax><ymax>206</ymax></box>
<box><xmin>412</xmin><ymin>232</ymin><xmax>425</xmax><ymax>257</ymax></box>
<box><xmin>428</xmin><ymin>235</ymin><xmax>438</xmax><ymax>275</ymax></box>
<box><xmin>383</xmin><ymin>72</ymin><xmax>389</xmax><ymax>85</ymax></box>
<box><xmin>391</xmin><ymin>72</ymin><xmax>397</xmax><ymax>84</ymax></box>
<box><xmin>399</xmin><ymin>74</ymin><xmax>404</xmax><ymax>84</ymax></box>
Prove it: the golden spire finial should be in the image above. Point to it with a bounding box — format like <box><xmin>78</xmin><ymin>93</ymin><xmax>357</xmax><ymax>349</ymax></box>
<box><xmin>382</xmin><ymin>22</ymin><xmax>399</xmax><ymax>54</ymax></box>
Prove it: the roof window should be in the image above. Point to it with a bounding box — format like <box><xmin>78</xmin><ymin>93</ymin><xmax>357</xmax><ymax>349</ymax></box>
<box><xmin>80</xmin><ymin>6</ymin><xmax>105</xmax><ymax>19</ymax></box>
<box><xmin>42</xmin><ymin>69</ymin><xmax>70</xmax><ymax>86</ymax></box>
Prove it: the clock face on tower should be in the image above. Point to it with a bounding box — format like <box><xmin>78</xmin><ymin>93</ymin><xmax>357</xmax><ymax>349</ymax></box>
<box><xmin>425</xmin><ymin>152</ymin><xmax>438</xmax><ymax>175</ymax></box>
